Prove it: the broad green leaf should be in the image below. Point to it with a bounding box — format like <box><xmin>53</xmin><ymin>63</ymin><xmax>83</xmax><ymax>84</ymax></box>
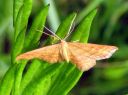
<box><xmin>0</xmin><ymin>64</ymin><xmax>17</xmax><ymax>95</ymax></box>
<box><xmin>24</xmin><ymin>5</ymin><xmax>49</xmax><ymax>51</ymax></box>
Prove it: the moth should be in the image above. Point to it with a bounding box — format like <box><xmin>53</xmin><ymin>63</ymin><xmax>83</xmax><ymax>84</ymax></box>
<box><xmin>16</xmin><ymin>27</ymin><xmax>118</xmax><ymax>71</ymax></box>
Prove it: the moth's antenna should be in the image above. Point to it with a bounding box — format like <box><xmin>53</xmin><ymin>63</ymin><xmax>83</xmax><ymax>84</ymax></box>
<box><xmin>63</xmin><ymin>22</ymin><xmax>75</xmax><ymax>40</ymax></box>
<box><xmin>36</xmin><ymin>30</ymin><xmax>58</xmax><ymax>40</ymax></box>
<box><xmin>63</xmin><ymin>14</ymin><xmax>76</xmax><ymax>40</ymax></box>
<box><xmin>43</xmin><ymin>26</ymin><xmax>62</xmax><ymax>40</ymax></box>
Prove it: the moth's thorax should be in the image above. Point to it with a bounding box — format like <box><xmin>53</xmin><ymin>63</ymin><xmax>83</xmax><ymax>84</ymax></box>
<box><xmin>60</xmin><ymin>40</ymin><xmax>70</xmax><ymax>62</ymax></box>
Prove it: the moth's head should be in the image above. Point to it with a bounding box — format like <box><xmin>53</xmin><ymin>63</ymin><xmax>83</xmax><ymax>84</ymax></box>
<box><xmin>60</xmin><ymin>40</ymin><xmax>69</xmax><ymax>49</ymax></box>
<box><xmin>61</xmin><ymin>40</ymin><xmax>66</xmax><ymax>43</ymax></box>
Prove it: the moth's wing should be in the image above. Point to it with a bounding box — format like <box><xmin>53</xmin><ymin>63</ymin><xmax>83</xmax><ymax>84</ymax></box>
<box><xmin>68</xmin><ymin>42</ymin><xmax>118</xmax><ymax>60</ymax></box>
<box><xmin>16</xmin><ymin>44</ymin><xmax>63</xmax><ymax>63</ymax></box>
<box><xmin>68</xmin><ymin>42</ymin><xmax>118</xmax><ymax>71</ymax></box>
<box><xmin>68</xmin><ymin>44</ymin><xmax>96</xmax><ymax>71</ymax></box>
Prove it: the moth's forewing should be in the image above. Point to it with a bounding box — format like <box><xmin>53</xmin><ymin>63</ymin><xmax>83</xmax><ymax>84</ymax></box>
<box><xmin>68</xmin><ymin>42</ymin><xmax>118</xmax><ymax>60</ymax></box>
<box><xmin>16</xmin><ymin>44</ymin><xmax>63</xmax><ymax>63</ymax></box>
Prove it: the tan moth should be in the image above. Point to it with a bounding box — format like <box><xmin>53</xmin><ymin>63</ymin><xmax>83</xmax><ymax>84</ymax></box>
<box><xmin>16</xmin><ymin>26</ymin><xmax>118</xmax><ymax>71</ymax></box>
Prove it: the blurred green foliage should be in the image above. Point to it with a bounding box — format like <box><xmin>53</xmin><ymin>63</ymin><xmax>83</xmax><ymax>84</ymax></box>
<box><xmin>0</xmin><ymin>0</ymin><xmax>13</xmax><ymax>80</ymax></box>
<box><xmin>0</xmin><ymin>0</ymin><xmax>128</xmax><ymax>95</ymax></box>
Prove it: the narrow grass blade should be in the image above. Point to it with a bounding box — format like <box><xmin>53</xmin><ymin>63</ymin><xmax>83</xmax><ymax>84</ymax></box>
<box><xmin>0</xmin><ymin>64</ymin><xmax>17</xmax><ymax>95</ymax></box>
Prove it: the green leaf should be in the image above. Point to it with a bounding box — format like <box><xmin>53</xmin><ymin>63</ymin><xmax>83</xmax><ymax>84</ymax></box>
<box><xmin>24</xmin><ymin>5</ymin><xmax>49</xmax><ymax>51</ymax></box>
<box><xmin>71</xmin><ymin>9</ymin><xmax>97</xmax><ymax>43</ymax></box>
<box><xmin>33</xmin><ymin>76</ymin><xmax>51</xmax><ymax>95</ymax></box>
<box><xmin>14</xmin><ymin>6</ymin><xmax>24</xmax><ymax>40</ymax></box>
<box><xmin>47</xmin><ymin>63</ymin><xmax>79</xmax><ymax>95</ymax></box>
<box><xmin>21</xmin><ymin>63</ymin><xmax>63</xmax><ymax>95</ymax></box>
<box><xmin>45</xmin><ymin>12</ymin><xmax>76</xmax><ymax>45</ymax></box>
<box><xmin>47</xmin><ymin>64</ymin><xmax>82</xmax><ymax>95</ymax></box>
<box><xmin>13</xmin><ymin>0</ymin><xmax>23</xmax><ymax>25</ymax></box>
<box><xmin>0</xmin><ymin>64</ymin><xmax>17</xmax><ymax>95</ymax></box>
<box><xmin>12</xmin><ymin>60</ymin><xmax>27</xmax><ymax>95</ymax></box>
<box><xmin>56</xmin><ymin>13</ymin><xmax>76</xmax><ymax>39</ymax></box>
<box><xmin>32</xmin><ymin>63</ymin><xmax>63</xmax><ymax>95</ymax></box>
<box><xmin>20</xmin><ymin>59</ymin><xmax>42</xmax><ymax>93</ymax></box>
<box><xmin>11</xmin><ymin>28</ymin><xmax>25</xmax><ymax>63</ymax></box>
<box><xmin>12</xmin><ymin>0</ymin><xmax>32</xmax><ymax>63</ymax></box>
<box><xmin>14</xmin><ymin>0</ymin><xmax>32</xmax><ymax>40</ymax></box>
